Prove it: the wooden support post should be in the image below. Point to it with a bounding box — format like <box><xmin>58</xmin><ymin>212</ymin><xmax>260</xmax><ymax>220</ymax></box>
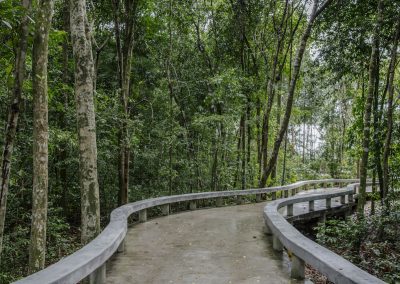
<box><xmin>326</xmin><ymin>198</ymin><xmax>331</xmax><ymax>208</ymax></box>
<box><xmin>290</xmin><ymin>254</ymin><xmax>305</xmax><ymax>279</ymax></box>
<box><xmin>304</xmin><ymin>184</ymin><xmax>308</xmax><ymax>191</ymax></box>
<box><xmin>189</xmin><ymin>200</ymin><xmax>197</xmax><ymax>210</ymax></box>
<box><xmin>291</xmin><ymin>188</ymin><xmax>296</xmax><ymax>196</ymax></box>
<box><xmin>162</xmin><ymin>204</ymin><xmax>170</xmax><ymax>216</ymax></box>
<box><xmin>139</xmin><ymin>209</ymin><xmax>147</xmax><ymax>222</ymax></box>
<box><xmin>90</xmin><ymin>264</ymin><xmax>106</xmax><ymax>284</ymax></box>
<box><xmin>216</xmin><ymin>197</ymin><xmax>223</xmax><ymax>207</ymax></box>
<box><xmin>340</xmin><ymin>195</ymin><xmax>346</xmax><ymax>205</ymax></box>
<box><xmin>272</xmin><ymin>235</ymin><xmax>283</xmax><ymax>251</ymax></box>
<box><xmin>284</xmin><ymin>190</ymin><xmax>289</xmax><ymax>198</ymax></box>
<box><xmin>309</xmin><ymin>200</ymin><xmax>314</xmax><ymax>212</ymax></box>
<box><xmin>287</xmin><ymin>204</ymin><xmax>293</xmax><ymax>216</ymax></box>
<box><xmin>348</xmin><ymin>194</ymin><xmax>354</xmax><ymax>203</ymax></box>
<box><xmin>271</xmin><ymin>192</ymin><xmax>276</xmax><ymax>200</ymax></box>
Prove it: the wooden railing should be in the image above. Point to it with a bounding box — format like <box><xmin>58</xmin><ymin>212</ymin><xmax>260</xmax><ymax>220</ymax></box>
<box><xmin>14</xmin><ymin>179</ymin><xmax>359</xmax><ymax>284</ymax></box>
<box><xmin>264</xmin><ymin>182</ymin><xmax>385</xmax><ymax>284</ymax></box>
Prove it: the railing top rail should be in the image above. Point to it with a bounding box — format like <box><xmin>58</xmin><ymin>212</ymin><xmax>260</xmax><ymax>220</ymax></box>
<box><xmin>15</xmin><ymin>179</ymin><xmax>358</xmax><ymax>284</ymax></box>
<box><xmin>264</xmin><ymin>183</ymin><xmax>385</xmax><ymax>284</ymax></box>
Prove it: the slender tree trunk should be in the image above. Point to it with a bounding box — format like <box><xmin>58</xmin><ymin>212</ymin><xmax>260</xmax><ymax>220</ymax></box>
<box><xmin>382</xmin><ymin>18</ymin><xmax>400</xmax><ymax>208</ymax></box>
<box><xmin>112</xmin><ymin>0</ymin><xmax>137</xmax><ymax>205</ymax></box>
<box><xmin>60</xmin><ymin>3</ymin><xmax>70</xmax><ymax>219</ymax></box>
<box><xmin>358</xmin><ymin>0</ymin><xmax>382</xmax><ymax>216</ymax></box>
<box><xmin>70</xmin><ymin>0</ymin><xmax>101</xmax><ymax>244</ymax></box>
<box><xmin>29</xmin><ymin>0</ymin><xmax>54</xmax><ymax>272</ymax></box>
<box><xmin>372</xmin><ymin>53</ymin><xmax>384</xmax><ymax>195</ymax></box>
<box><xmin>281</xmin><ymin>129</ymin><xmax>288</xmax><ymax>186</ymax></box>
<box><xmin>260</xmin><ymin>0</ymin><xmax>332</xmax><ymax>186</ymax></box>
<box><xmin>0</xmin><ymin>0</ymin><xmax>32</xmax><ymax>262</ymax></box>
<box><xmin>256</xmin><ymin>97</ymin><xmax>262</xmax><ymax>186</ymax></box>
<box><xmin>260</xmin><ymin>0</ymin><xmax>289</xmax><ymax>187</ymax></box>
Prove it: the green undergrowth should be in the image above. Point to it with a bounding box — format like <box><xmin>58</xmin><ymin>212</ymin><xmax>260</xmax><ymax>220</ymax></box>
<box><xmin>315</xmin><ymin>199</ymin><xmax>400</xmax><ymax>283</ymax></box>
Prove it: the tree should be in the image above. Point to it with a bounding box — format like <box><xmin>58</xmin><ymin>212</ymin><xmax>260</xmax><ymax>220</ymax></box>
<box><xmin>260</xmin><ymin>0</ymin><xmax>334</xmax><ymax>187</ymax></box>
<box><xmin>0</xmin><ymin>0</ymin><xmax>32</xmax><ymax>262</ymax></box>
<box><xmin>112</xmin><ymin>0</ymin><xmax>138</xmax><ymax>205</ymax></box>
<box><xmin>382</xmin><ymin>18</ymin><xmax>400</xmax><ymax>207</ymax></box>
<box><xmin>28</xmin><ymin>0</ymin><xmax>54</xmax><ymax>272</ymax></box>
<box><xmin>29</xmin><ymin>0</ymin><xmax>54</xmax><ymax>272</ymax></box>
<box><xmin>358</xmin><ymin>0</ymin><xmax>382</xmax><ymax>216</ymax></box>
<box><xmin>70</xmin><ymin>0</ymin><xmax>101</xmax><ymax>244</ymax></box>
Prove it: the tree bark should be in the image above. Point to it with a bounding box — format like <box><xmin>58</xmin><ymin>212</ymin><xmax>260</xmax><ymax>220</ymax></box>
<box><xmin>29</xmin><ymin>0</ymin><xmax>54</xmax><ymax>272</ymax></box>
<box><xmin>70</xmin><ymin>0</ymin><xmax>101</xmax><ymax>244</ymax></box>
<box><xmin>358</xmin><ymin>0</ymin><xmax>382</xmax><ymax>216</ymax></box>
<box><xmin>0</xmin><ymin>0</ymin><xmax>32</xmax><ymax>262</ymax></box>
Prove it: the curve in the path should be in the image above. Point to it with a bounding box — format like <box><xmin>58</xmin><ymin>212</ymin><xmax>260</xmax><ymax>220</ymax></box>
<box><xmin>106</xmin><ymin>202</ymin><xmax>308</xmax><ymax>284</ymax></box>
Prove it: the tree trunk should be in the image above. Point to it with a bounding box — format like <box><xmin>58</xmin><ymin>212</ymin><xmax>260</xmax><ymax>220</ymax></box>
<box><xmin>0</xmin><ymin>0</ymin><xmax>31</xmax><ymax>262</ymax></box>
<box><xmin>358</xmin><ymin>0</ymin><xmax>382</xmax><ymax>216</ymax></box>
<box><xmin>70</xmin><ymin>0</ymin><xmax>101</xmax><ymax>244</ymax></box>
<box><xmin>260</xmin><ymin>0</ymin><xmax>289</xmax><ymax>187</ymax></box>
<box><xmin>260</xmin><ymin>0</ymin><xmax>332</xmax><ymax>186</ymax></box>
<box><xmin>382</xmin><ymin>18</ymin><xmax>400</xmax><ymax>208</ymax></box>
<box><xmin>112</xmin><ymin>0</ymin><xmax>137</xmax><ymax>205</ymax></box>
<box><xmin>29</xmin><ymin>0</ymin><xmax>54</xmax><ymax>272</ymax></box>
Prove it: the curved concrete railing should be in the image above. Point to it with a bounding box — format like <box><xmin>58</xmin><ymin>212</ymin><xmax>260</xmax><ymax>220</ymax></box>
<box><xmin>15</xmin><ymin>179</ymin><xmax>359</xmax><ymax>284</ymax></box>
<box><xmin>264</xmin><ymin>183</ymin><xmax>385</xmax><ymax>284</ymax></box>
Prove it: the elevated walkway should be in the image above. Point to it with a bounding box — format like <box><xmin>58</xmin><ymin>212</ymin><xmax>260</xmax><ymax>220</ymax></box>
<box><xmin>15</xmin><ymin>180</ymin><xmax>382</xmax><ymax>284</ymax></box>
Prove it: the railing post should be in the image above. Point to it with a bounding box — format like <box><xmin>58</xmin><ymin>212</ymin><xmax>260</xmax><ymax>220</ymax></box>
<box><xmin>304</xmin><ymin>184</ymin><xmax>309</xmax><ymax>191</ymax></box>
<box><xmin>319</xmin><ymin>212</ymin><xmax>326</xmax><ymax>223</ymax></box>
<box><xmin>326</xmin><ymin>198</ymin><xmax>331</xmax><ymax>209</ymax></box>
<box><xmin>340</xmin><ymin>195</ymin><xmax>346</xmax><ymax>205</ymax></box>
<box><xmin>309</xmin><ymin>200</ymin><xmax>314</xmax><ymax>211</ymax></box>
<box><xmin>264</xmin><ymin>223</ymin><xmax>272</xmax><ymax>235</ymax></box>
<box><xmin>348</xmin><ymin>193</ymin><xmax>354</xmax><ymax>203</ymax></box>
<box><xmin>139</xmin><ymin>209</ymin><xmax>147</xmax><ymax>222</ymax></box>
<box><xmin>117</xmin><ymin>238</ymin><xmax>125</xmax><ymax>253</ymax></box>
<box><xmin>237</xmin><ymin>195</ymin><xmax>245</xmax><ymax>205</ymax></box>
<box><xmin>291</xmin><ymin>188</ymin><xmax>296</xmax><ymax>196</ymax></box>
<box><xmin>284</xmin><ymin>190</ymin><xmax>289</xmax><ymax>198</ymax></box>
<box><xmin>162</xmin><ymin>204</ymin><xmax>170</xmax><ymax>216</ymax></box>
<box><xmin>90</xmin><ymin>264</ymin><xmax>106</xmax><ymax>284</ymax></box>
<box><xmin>272</xmin><ymin>235</ymin><xmax>283</xmax><ymax>251</ymax></box>
<box><xmin>323</xmin><ymin>182</ymin><xmax>327</xmax><ymax>188</ymax></box>
<box><xmin>290</xmin><ymin>254</ymin><xmax>305</xmax><ymax>279</ymax></box>
<box><xmin>216</xmin><ymin>197</ymin><xmax>224</xmax><ymax>207</ymax></box>
<box><xmin>287</xmin><ymin>204</ymin><xmax>293</xmax><ymax>216</ymax></box>
<box><xmin>189</xmin><ymin>200</ymin><xmax>197</xmax><ymax>210</ymax></box>
<box><xmin>271</xmin><ymin>192</ymin><xmax>277</xmax><ymax>200</ymax></box>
